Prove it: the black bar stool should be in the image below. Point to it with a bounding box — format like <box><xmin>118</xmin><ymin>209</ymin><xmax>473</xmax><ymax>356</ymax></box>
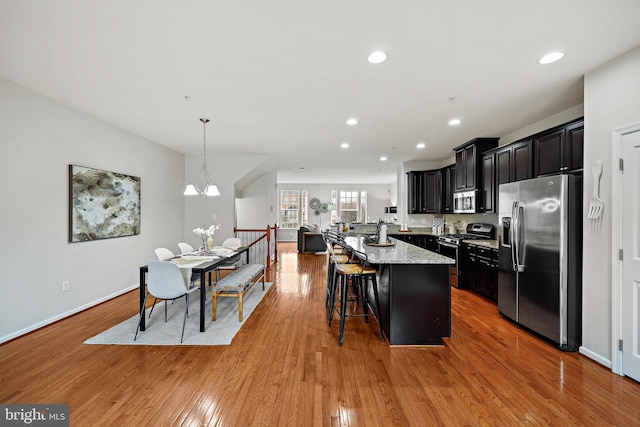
<box><xmin>328</xmin><ymin>241</ymin><xmax>384</xmax><ymax>346</ymax></box>
<box><xmin>323</xmin><ymin>230</ymin><xmax>355</xmax><ymax>311</ymax></box>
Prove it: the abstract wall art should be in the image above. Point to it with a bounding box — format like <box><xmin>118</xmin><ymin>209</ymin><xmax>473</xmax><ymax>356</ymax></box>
<box><xmin>69</xmin><ymin>165</ymin><xmax>141</xmax><ymax>242</ymax></box>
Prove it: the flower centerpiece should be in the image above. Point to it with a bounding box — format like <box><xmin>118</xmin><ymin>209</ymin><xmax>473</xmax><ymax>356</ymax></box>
<box><xmin>193</xmin><ymin>224</ymin><xmax>220</xmax><ymax>253</ymax></box>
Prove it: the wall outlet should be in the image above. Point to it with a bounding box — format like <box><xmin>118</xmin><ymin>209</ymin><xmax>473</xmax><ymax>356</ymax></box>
<box><xmin>62</xmin><ymin>280</ymin><xmax>70</xmax><ymax>292</ymax></box>
<box><xmin>212</xmin><ymin>214</ymin><xmax>217</xmax><ymax>220</ymax></box>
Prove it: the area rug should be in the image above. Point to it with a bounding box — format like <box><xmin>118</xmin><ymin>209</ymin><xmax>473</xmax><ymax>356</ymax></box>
<box><xmin>84</xmin><ymin>283</ymin><xmax>273</xmax><ymax>346</ymax></box>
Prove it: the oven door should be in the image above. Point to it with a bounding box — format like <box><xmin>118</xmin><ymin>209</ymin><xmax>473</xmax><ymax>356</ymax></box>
<box><xmin>438</xmin><ymin>241</ymin><xmax>460</xmax><ymax>287</ymax></box>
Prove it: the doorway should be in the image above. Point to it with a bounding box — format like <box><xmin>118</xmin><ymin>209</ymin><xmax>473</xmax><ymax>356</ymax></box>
<box><xmin>612</xmin><ymin>122</ymin><xmax>640</xmax><ymax>382</ymax></box>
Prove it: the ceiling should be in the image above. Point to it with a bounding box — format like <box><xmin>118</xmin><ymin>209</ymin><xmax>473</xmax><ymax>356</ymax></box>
<box><xmin>2</xmin><ymin>1</ymin><xmax>640</xmax><ymax>186</ymax></box>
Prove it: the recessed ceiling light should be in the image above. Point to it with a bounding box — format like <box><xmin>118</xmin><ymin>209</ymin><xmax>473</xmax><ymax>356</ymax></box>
<box><xmin>416</xmin><ymin>142</ymin><xmax>426</xmax><ymax>149</ymax></box>
<box><xmin>538</xmin><ymin>52</ymin><xmax>564</xmax><ymax>64</ymax></box>
<box><xmin>341</xmin><ymin>142</ymin><xmax>350</xmax><ymax>148</ymax></box>
<box><xmin>380</xmin><ymin>156</ymin><xmax>388</xmax><ymax>161</ymax></box>
<box><xmin>368</xmin><ymin>51</ymin><xmax>387</xmax><ymax>64</ymax></box>
<box><xmin>346</xmin><ymin>118</ymin><xmax>358</xmax><ymax>125</ymax></box>
<box><xmin>448</xmin><ymin>119</ymin><xmax>462</xmax><ymax>126</ymax></box>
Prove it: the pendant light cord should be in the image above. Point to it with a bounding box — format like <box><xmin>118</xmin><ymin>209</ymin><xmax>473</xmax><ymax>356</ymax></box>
<box><xmin>200</xmin><ymin>118</ymin><xmax>212</xmax><ymax>184</ymax></box>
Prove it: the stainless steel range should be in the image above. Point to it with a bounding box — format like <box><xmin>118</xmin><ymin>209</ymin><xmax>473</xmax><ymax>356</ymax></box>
<box><xmin>437</xmin><ymin>223</ymin><xmax>495</xmax><ymax>288</ymax></box>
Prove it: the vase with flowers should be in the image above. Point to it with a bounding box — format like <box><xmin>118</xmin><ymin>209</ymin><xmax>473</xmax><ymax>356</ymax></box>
<box><xmin>193</xmin><ymin>224</ymin><xmax>221</xmax><ymax>253</ymax></box>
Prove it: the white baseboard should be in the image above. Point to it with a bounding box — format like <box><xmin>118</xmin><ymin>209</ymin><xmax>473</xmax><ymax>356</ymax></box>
<box><xmin>579</xmin><ymin>345</ymin><xmax>612</xmax><ymax>369</ymax></box>
<box><xmin>0</xmin><ymin>284</ymin><xmax>139</xmax><ymax>344</ymax></box>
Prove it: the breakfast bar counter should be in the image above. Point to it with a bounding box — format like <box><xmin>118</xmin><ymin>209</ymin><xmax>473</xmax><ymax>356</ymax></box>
<box><xmin>344</xmin><ymin>236</ymin><xmax>455</xmax><ymax>345</ymax></box>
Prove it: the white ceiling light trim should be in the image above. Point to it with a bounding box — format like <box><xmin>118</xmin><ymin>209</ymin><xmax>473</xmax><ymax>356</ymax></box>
<box><xmin>341</xmin><ymin>142</ymin><xmax>350</xmax><ymax>148</ymax></box>
<box><xmin>368</xmin><ymin>51</ymin><xmax>387</xmax><ymax>64</ymax></box>
<box><xmin>448</xmin><ymin>118</ymin><xmax>462</xmax><ymax>126</ymax></box>
<box><xmin>346</xmin><ymin>118</ymin><xmax>358</xmax><ymax>125</ymax></box>
<box><xmin>538</xmin><ymin>52</ymin><xmax>564</xmax><ymax>64</ymax></box>
<box><xmin>379</xmin><ymin>156</ymin><xmax>388</xmax><ymax>161</ymax></box>
<box><xmin>416</xmin><ymin>142</ymin><xmax>426</xmax><ymax>149</ymax></box>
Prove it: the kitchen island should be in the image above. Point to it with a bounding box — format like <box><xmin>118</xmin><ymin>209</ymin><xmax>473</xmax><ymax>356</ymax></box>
<box><xmin>344</xmin><ymin>236</ymin><xmax>455</xmax><ymax>345</ymax></box>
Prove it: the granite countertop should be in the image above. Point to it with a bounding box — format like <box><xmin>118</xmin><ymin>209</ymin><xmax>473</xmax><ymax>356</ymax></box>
<box><xmin>463</xmin><ymin>239</ymin><xmax>499</xmax><ymax>249</ymax></box>
<box><xmin>388</xmin><ymin>228</ymin><xmax>438</xmax><ymax>236</ymax></box>
<box><xmin>344</xmin><ymin>236</ymin><xmax>455</xmax><ymax>265</ymax></box>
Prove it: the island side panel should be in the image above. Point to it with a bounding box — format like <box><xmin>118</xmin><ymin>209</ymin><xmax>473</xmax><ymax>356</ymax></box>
<box><xmin>374</xmin><ymin>263</ymin><xmax>451</xmax><ymax>345</ymax></box>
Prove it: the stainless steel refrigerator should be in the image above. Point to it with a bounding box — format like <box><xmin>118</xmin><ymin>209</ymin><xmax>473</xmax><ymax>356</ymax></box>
<box><xmin>498</xmin><ymin>174</ymin><xmax>582</xmax><ymax>351</ymax></box>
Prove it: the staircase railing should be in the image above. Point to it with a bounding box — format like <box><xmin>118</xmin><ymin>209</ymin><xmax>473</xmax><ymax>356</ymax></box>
<box><xmin>233</xmin><ymin>224</ymin><xmax>278</xmax><ymax>268</ymax></box>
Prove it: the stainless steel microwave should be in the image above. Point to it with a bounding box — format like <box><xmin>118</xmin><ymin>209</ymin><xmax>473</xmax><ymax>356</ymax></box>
<box><xmin>453</xmin><ymin>190</ymin><xmax>475</xmax><ymax>213</ymax></box>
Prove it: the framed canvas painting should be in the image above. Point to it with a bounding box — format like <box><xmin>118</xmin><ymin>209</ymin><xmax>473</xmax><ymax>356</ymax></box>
<box><xmin>69</xmin><ymin>165</ymin><xmax>141</xmax><ymax>242</ymax></box>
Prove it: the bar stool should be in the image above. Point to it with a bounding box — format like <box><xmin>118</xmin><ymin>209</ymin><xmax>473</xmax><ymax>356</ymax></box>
<box><xmin>328</xmin><ymin>241</ymin><xmax>384</xmax><ymax>346</ymax></box>
<box><xmin>323</xmin><ymin>231</ymin><xmax>355</xmax><ymax>310</ymax></box>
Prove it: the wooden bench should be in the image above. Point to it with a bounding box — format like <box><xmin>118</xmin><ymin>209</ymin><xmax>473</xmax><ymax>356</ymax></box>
<box><xmin>212</xmin><ymin>263</ymin><xmax>266</xmax><ymax>322</ymax></box>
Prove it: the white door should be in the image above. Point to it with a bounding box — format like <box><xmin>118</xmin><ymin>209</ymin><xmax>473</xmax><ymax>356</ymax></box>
<box><xmin>621</xmin><ymin>126</ymin><xmax>640</xmax><ymax>381</ymax></box>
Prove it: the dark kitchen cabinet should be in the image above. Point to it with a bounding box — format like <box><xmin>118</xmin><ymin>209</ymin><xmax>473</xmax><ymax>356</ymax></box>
<box><xmin>455</xmin><ymin>144</ymin><xmax>476</xmax><ymax>191</ymax></box>
<box><xmin>391</xmin><ymin>234</ymin><xmax>439</xmax><ymax>252</ymax></box>
<box><xmin>424</xmin><ymin>170</ymin><xmax>441</xmax><ymax>213</ymax></box>
<box><xmin>512</xmin><ymin>140</ymin><xmax>533</xmax><ymax>181</ymax></box>
<box><xmin>498</xmin><ymin>139</ymin><xmax>533</xmax><ymax>184</ymax></box>
<box><xmin>534</xmin><ymin>119</ymin><xmax>584</xmax><ymax>176</ymax></box>
<box><xmin>440</xmin><ymin>164</ymin><xmax>456</xmax><ymax>213</ymax></box>
<box><xmin>481</xmin><ymin>140</ymin><xmax>532</xmax><ymax>213</ymax></box>
<box><xmin>464</xmin><ymin>243</ymin><xmax>498</xmax><ymax>302</ymax></box>
<box><xmin>453</xmin><ymin>138</ymin><xmax>499</xmax><ymax>192</ymax></box>
<box><xmin>481</xmin><ymin>153</ymin><xmax>496</xmax><ymax>213</ymax></box>
<box><xmin>407</xmin><ymin>171</ymin><xmax>425</xmax><ymax>214</ymax></box>
<box><xmin>464</xmin><ymin>245</ymin><xmax>478</xmax><ymax>292</ymax></box>
<box><xmin>407</xmin><ymin>170</ymin><xmax>441</xmax><ymax>214</ymax></box>
<box><xmin>422</xmin><ymin>235</ymin><xmax>439</xmax><ymax>252</ymax></box>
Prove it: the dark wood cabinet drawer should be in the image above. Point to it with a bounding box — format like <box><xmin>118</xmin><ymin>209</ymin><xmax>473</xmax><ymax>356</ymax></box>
<box><xmin>477</xmin><ymin>246</ymin><xmax>492</xmax><ymax>259</ymax></box>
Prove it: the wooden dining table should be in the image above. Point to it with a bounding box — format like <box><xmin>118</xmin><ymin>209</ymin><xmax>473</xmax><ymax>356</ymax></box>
<box><xmin>138</xmin><ymin>247</ymin><xmax>249</xmax><ymax>332</ymax></box>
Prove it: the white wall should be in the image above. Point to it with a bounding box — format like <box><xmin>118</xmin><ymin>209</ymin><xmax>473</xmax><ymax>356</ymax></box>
<box><xmin>499</xmin><ymin>104</ymin><xmax>585</xmax><ymax>146</ymax></box>
<box><xmin>581</xmin><ymin>45</ymin><xmax>640</xmax><ymax>367</ymax></box>
<box><xmin>182</xmin><ymin>153</ymin><xmax>267</xmax><ymax>248</ymax></box>
<box><xmin>236</xmin><ymin>169</ymin><xmax>278</xmax><ymax>229</ymax></box>
<box><xmin>0</xmin><ymin>78</ymin><xmax>185</xmax><ymax>343</ymax></box>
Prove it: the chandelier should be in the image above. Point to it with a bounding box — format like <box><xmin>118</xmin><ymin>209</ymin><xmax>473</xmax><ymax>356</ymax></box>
<box><xmin>184</xmin><ymin>118</ymin><xmax>220</xmax><ymax>197</ymax></box>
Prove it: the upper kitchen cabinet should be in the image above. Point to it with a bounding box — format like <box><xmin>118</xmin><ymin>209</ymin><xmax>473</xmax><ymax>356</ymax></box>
<box><xmin>407</xmin><ymin>171</ymin><xmax>424</xmax><ymax>214</ymax></box>
<box><xmin>454</xmin><ymin>138</ymin><xmax>499</xmax><ymax>192</ymax></box>
<box><xmin>440</xmin><ymin>164</ymin><xmax>456</xmax><ymax>213</ymax></box>
<box><xmin>481</xmin><ymin>152</ymin><xmax>496</xmax><ymax>213</ymax></box>
<box><xmin>481</xmin><ymin>140</ymin><xmax>532</xmax><ymax>213</ymax></box>
<box><xmin>533</xmin><ymin>118</ymin><xmax>584</xmax><ymax>176</ymax></box>
<box><xmin>407</xmin><ymin>170</ymin><xmax>441</xmax><ymax>214</ymax></box>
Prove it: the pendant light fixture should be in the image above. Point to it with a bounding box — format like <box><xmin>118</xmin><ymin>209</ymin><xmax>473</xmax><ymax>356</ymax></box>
<box><xmin>184</xmin><ymin>118</ymin><xmax>220</xmax><ymax>197</ymax></box>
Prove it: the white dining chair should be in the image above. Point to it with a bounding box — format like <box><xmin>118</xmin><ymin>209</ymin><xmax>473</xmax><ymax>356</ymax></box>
<box><xmin>178</xmin><ymin>242</ymin><xmax>195</xmax><ymax>254</ymax></box>
<box><xmin>222</xmin><ymin>237</ymin><xmax>242</xmax><ymax>249</ymax></box>
<box><xmin>154</xmin><ymin>247</ymin><xmax>175</xmax><ymax>261</ymax></box>
<box><xmin>154</xmin><ymin>247</ymin><xmax>198</xmax><ymax>291</ymax></box>
<box><xmin>135</xmin><ymin>260</ymin><xmax>200</xmax><ymax>343</ymax></box>
<box><xmin>215</xmin><ymin>237</ymin><xmax>243</xmax><ymax>280</ymax></box>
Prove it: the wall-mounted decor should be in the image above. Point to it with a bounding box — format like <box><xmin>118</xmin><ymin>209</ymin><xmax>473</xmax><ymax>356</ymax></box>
<box><xmin>69</xmin><ymin>165</ymin><xmax>141</xmax><ymax>242</ymax></box>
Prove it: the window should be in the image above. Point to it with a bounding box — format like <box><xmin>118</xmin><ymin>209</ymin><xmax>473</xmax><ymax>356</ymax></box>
<box><xmin>280</xmin><ymin>190</ymin><xmax>299</xmax><ymax>229</ymax></box>
<box><xmin>301</xmin><ymin>190</ymin><xmax>308</xmax><ymax>225</ymax></box>
<box><xmin>280</xmin><ymin>190</ymin><xmax>308</xmax><ymax>229</ymax></box>
<box><xmin>331</xmin><ymin>190</ymin><xmax>368</xmax><ymax>224</ymax></box>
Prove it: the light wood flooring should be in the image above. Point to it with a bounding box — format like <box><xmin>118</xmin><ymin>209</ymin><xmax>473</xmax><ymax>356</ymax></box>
<box><xmin>1</xmin><ymin>242</ymin><xmax>639</xmax><ymax>426</ymax></box>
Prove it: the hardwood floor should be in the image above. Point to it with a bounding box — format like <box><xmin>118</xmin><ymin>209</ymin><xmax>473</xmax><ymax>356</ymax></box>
<box><xmin>1</xmin><ymin>242</ymin><xmax>639</xmax><ymax>426</ymax></box>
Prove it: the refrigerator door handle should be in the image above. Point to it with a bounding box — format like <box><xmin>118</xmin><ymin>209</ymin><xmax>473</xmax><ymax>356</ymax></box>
<box><xmin>512</xmin><ymin>201</ymin><xmax>517</xmax><ymax>270</ymax></box>
<box><xmin>516</xmin><ymin>204</ymin><xmax>525</xmax><ymax>272</ymax></box>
